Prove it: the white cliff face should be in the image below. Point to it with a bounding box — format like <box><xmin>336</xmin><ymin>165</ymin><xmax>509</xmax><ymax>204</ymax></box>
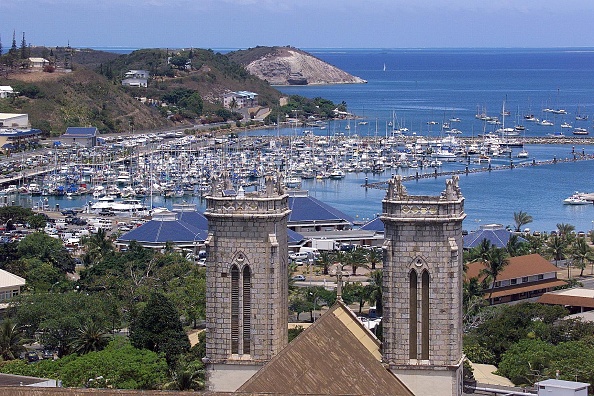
<box><xmin>244</xmin><ymin>48</ymin><xmax>366</xmax><ymax>86</ymax></box>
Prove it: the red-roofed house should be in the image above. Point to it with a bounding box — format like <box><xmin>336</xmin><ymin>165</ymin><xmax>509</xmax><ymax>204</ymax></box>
<box><xmin>466</xmin><ymin>253</ymin><xmax>567</xmax><ymax>304</ymax></box>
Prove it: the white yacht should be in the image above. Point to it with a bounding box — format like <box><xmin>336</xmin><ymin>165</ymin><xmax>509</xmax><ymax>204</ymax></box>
<box><xmin>563</xmin><ymin>193</ymin><xmax>590</xmax><ymax>205</ymax></box>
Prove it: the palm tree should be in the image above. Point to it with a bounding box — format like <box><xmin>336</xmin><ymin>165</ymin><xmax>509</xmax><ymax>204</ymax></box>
<box><xmin>466</xmin><ymin>239</ymin><xmax>493</xmax><ymax>264</ymax></box>
<box><xmin>545</xmin><ymin>234</ymin><xmax>567</xmax><ymax>267</ymax></box>
<box><xmin>164</xmin><ymin>369</ymin><xmax>204</xmax><ymax>391</ymax></box>
<box><xmin>367</xmin><ymin>248</ymin><xmax>383</xmax><ymax>270</ymax></box>
<box><xmin>506</xmin><ymin>234</ymin><xmax>528</xmax><ymax>257</ymax></box>
<box><xmin>365</xmin><ymin>270</ymin><xmax>383</xmax><ymax>317</ymax></box>
<box><xmin>513</xmin><ymin>211</ymin><xmax>533</xmax><ymax>232</ymax></box>
<box><xmin>332</xmin><ymin>250</ymin><xmax>348</xmax><ymax>274</ymax></box>
<box><xmin>81</xmin><ymin>228</ymin><xmax>114</xmax><ymax>267</ymax></box>
<box><xmin>479</xmin><ymin>247</ymin><xmax>510</xmax><ymax>305</ymax></box>
<box><xmin>69</xmin><ymin>321</ymin><xmax>111</xmax><ymax>355</ymax></box>
<box><xmin>0</xmin><ymin>319</ymin><xmax>26</xmax><ymax>360</ymax></box>
<box><xmin>317</xmin><ymin>251</ymin><xmax>333</xmax><ymax>276</ymax></box>
<box><xmin>556</xmin><ymin>223</ymin><xmax>576</xmax><ymax>238</ymax></box>
<box><xmin>349</xmin><ymin>247</ymin><xmax>368</xmax><ymax>276</ymax></box>
<box><xmin>570</xmin><ymin>237</ymin><xmax>594</xmax><ymax>277</ymax></box>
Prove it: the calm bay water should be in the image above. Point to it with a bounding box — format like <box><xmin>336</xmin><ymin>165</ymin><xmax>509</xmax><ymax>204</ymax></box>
<box><xmin>37</xmin><ymin>48</ymin><xmax>594</xmax><ymax>233</ymax></box>
<box><xmin>275</xmin><ymin>48</ymin><xmax>594</xmax><ymax>232</ymax></box>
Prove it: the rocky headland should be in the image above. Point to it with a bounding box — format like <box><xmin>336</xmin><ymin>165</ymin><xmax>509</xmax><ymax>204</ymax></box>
<box><xmin>228</xmin><ymin>46</ymin><xmax>366</xmax><ymax>86</ymax></box>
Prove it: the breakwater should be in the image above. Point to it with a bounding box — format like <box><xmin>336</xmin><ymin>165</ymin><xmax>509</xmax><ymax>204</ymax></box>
<box><xmin>362</xmin><ymin>152</ymin><xmax>594</xmax><ymax>189</ymax></box>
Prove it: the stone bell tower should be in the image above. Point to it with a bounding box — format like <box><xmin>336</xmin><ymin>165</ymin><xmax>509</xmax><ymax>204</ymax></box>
<box><xmin>203</xmin><ymin>173</ymin><xmax>290</xmax><ymax>392</ymax></box>
<box><xmin>381</xmin><ymin>175</ymin><xmax>465</xmax><ymax>396</ymax></box>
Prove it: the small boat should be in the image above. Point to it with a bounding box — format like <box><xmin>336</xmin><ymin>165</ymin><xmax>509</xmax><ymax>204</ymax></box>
<box><xmin>561</xmin><ymin>122</ymin><xmax>572</xmax><ymax>129</ymax></box>
<box><xmin>517</xmin><ymin>149</ymin><xmax>529</xmax><ymax>159</ymax></box>
<box><xmin>563</xmin><ymin>193</ymin><xmax>590</xmax><ymax>205</ymax></box>
<box><xmin>573</xmin><ymin>128</ymin><xmax>589</xmax><ymax>136</ymax></box>
<box><xmin>539</xmin><ymin>120</ymin><xmax>554</xmax><ymax>126</ymax></box>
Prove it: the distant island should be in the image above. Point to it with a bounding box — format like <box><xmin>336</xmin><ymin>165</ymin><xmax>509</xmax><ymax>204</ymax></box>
<box><xmin>227</xmin><ymin>46</ymin><xmax>367</xmax><ymax>86</ymax></box>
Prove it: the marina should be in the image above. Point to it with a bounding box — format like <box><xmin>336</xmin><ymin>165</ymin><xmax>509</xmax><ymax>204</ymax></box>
<box><xmin>1</xmin><ymin>129</ymin><xmax>594</xmax><ymax>234</ymax></box>
<box><xmin>3</xmin><ymin>48</ymin><xmax>594</xmax><ymax>233</ymax></box>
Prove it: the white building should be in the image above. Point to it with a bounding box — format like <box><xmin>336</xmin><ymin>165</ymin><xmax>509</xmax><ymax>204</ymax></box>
<box><xmin>0</xmin><ymin>86</ymin><xmax>15</xmax><ymax>99</ymax></box>
<box><xmin>0</xmin><ymin>269</ymin><xmax>26</xmax><ymax>311</ymax></box>
<box><xmin>28</xmin><ymin>57</ymin><xmax>49</xmax><ymax>69</ymax></box>
<box><xmin>0</xmin><ymin>113</ymin><xmax>29</xmax><ymax>128</ymax></box>
<box><xmin>122</xmin><ymin>70</ymin><xmax>149</xmax><ymax>87</ymax></box>
<box><xmin>223</xmin><ymin>91</ymin><xmax>259</xmax><ymax>110</ymax></box>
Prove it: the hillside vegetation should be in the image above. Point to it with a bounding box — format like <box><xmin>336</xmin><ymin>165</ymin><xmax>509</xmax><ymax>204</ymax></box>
<box><xmin>0</xmin><ymin>46</ymin><xmax>348</xmax><ymax>136</ymax></box>
<box><xmin>0</xmin><ymin>68</ymin><xmax>169</xmax><ymax>135</ymax></box>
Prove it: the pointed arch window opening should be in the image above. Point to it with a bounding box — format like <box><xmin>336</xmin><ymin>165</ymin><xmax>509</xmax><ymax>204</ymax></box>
<box><xmin>409</xmin><ymin>270</ymin><xmax>417</xmax><ymax>360</ymax></box>
<box><xmin>421</xmin><ymin>269</ymin><xmax>430</xmax><ymax>360</ymax></box>
<box><xmin>242</xmin><ymin>266</ymin><xmax>251</xmax><ymax>355</ymax></box>
<box><xmin>231</xmin><ymin>265</ymin><xmax>240</xmax><ymax>355</ymax></box>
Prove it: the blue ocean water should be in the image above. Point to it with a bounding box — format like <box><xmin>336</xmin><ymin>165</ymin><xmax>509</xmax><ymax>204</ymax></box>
<box><xmin>274</xmin><ymin>48</ymin><xmax>594</xmax><ymax>233</ymax></box>
<box><xmin>42</xmin><ymin>48</ymin><xmax>594</xmax><ymax>233</ymax></box>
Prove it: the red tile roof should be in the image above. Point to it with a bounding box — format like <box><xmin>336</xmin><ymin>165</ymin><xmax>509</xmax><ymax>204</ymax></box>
<box><xmin>466</xmin><ymin>254</ymin><xmax>559</xmax><ymax>281</ymax></box>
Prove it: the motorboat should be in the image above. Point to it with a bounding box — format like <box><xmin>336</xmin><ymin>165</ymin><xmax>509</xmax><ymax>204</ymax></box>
<box><xmin>517</xmin><ymin>149</ymin><xmax>529</xmax><ymax>159</ymax></box>
<box><xmin>573</xmin><ymin>128</ymin><xmax>589</xmax><ymax>136</ymax></box>
<box><xmin>563</xmin><ymin>193</ymin><xmax>590</xmax><ymax>205</ymax></box>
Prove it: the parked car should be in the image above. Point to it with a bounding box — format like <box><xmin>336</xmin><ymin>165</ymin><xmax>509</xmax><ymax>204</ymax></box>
<box><xmin>25</xmin><ymin>351</ymin><xmax>39</xmax><ymax>363</ymax></box>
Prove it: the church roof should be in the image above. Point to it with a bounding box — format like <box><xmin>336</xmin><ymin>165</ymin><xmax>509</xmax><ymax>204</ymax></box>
<box><xmin>288</xmin><ymin>195</ymin><xmax>354</xmax><ymax>223</ymax></box>
<box><xmin>238</xmin><ymin>301</ymin><xmax>413</xmax><ymax>396</ymax></box>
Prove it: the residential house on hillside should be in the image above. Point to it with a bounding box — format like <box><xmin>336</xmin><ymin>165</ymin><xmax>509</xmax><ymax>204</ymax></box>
<box><xmin>28</xmin><ymin>57</ymin><xmax>49</xmax><ymax>69</ymax></box>
<box><xmin>223</xmin><ymin>91</ymin><xmax>259</xmax><ymax>110</ymax></box>
<box><xmin>122</xmin><ymin>70</ymin><xmax>149</xmax><ymax>87</ymax></box>
<box><xmin>466</xmin><ymin>253</ymin><xmax>566</xmax><ymax>304</ymax></box>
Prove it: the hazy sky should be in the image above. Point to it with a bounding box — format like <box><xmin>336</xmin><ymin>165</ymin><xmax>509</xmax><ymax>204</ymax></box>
<box><xmin>1</xmin><ymin>0</ymin><xmax>593</xmax><ymax>49</ymax></box>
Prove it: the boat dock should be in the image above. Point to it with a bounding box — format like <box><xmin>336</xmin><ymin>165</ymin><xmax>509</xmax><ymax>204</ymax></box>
<box><xmin>362</xmin><ymin>152</ymin><xmax>594</xmax><ymax>189</ymax></box>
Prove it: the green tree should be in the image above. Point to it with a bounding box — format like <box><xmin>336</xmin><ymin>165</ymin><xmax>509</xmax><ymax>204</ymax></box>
<box><xmin>17</xmin><ymin>232</ymin><xmax>75</xmax><ymax>273</ymax></box>
<box><xmin>27</xmin><ymin>213</ymin><xmax>47</xmax><ymax>230</ymax></box>
<box><xmin>513</xmin><ymin>211</ymin><xmax>533</xmax><ymax>232</ymax></box>
<box><xmin>506</xmin><ymin>234</ymin><xmax>529</xmax><ymax>257</ymax></box>
<box><xmin>317</xmin><ymin>250</ymin><xmax>333</xmax><ymax>276</ymax></box>
<box><xmin>69</xmin><ymin>321</ymin><xmax>111</xmax><ymax>355</ymax></box>
<box><xmin>10</xmin><ymin>291</ymin><xmax>121</xmax><ymax>357</ymax></box>
<box><xmin>130</xmin><ymin>292</ymin><xmax>190</xmax><ymax>366</ymax></box>
<box><xmin>342</xmin><ymin>281</ymin><xmax>367</xmax><ymax>314</ymax></box>
<box><xmin>80</xmin><ymin>228</ymin><xmax>114</xmax><ymax>267</ymax></box>
<box><xmin>348</xmin><ymin>247</ymin><xmax>368</xmax><ymax>276</ymax></box>
<box><xmin>365</xmin><ymin>270</ymin><xmax>383</xmax><ymax>316</ymax></box>
<box><xmin>479</xmin><ymin>247</ymin><xmax>510</xmax><ymax>305</ymax></box>
<box><xmin>556</xmin><ymin>223</ymin><xmax>576</xmax><ymax>239</ymax></box>
<box><xmin>545</xmin><ymin>234</ymin><xmax>567</xmax><ymax>267</ymax></box>
<box><xmin>367</xmin><ymin>247</ymin><xmax>383</xmax><ymax>270</ymax></box>
<box><xmin>0</xmin><ymin>319</ymin><xmax>26</xmax><ymax>360</ymax></box>
<box><xmin>570</xmin><ymin>237</ymin><xmax>594</xmax><ymax>277</ymax></box>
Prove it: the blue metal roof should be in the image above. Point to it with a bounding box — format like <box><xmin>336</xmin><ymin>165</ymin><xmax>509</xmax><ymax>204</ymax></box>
<box><xmin>360</xmin><ymin>217</ymin><xmax>384</xmax><ymax>232</ymax></box>
<box><xmin>287</xmin><ymin>228</ymin><xmax>304</xmax><ymax>243</ymax></box>
<box><xmin>119</xmin><ymin>211</ymin><xmax>208</xmax><ymax>244</ymax></box>
<box><xmin>0</xmin><ymin>128</ymin><xmax>42</xmax><ymax>137</ymax></box>
<box><xmin>64</xmin><ymin>127</ymin><xmax>98</xmax><ymax>137</ymax></box>
<box><xmin>119</xmin><ymin>210</ymin><xmax>303</xmax><ymax>245</ymax></box>
<box><xmin>464</xmin><ymin>229</ymin><xmax>526</xmax><ymax>249</ymax></box>
<box><xmin>288</xmin><ymin>196</ymin><xmax>354</xmax><ymax>223</ymax></box>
